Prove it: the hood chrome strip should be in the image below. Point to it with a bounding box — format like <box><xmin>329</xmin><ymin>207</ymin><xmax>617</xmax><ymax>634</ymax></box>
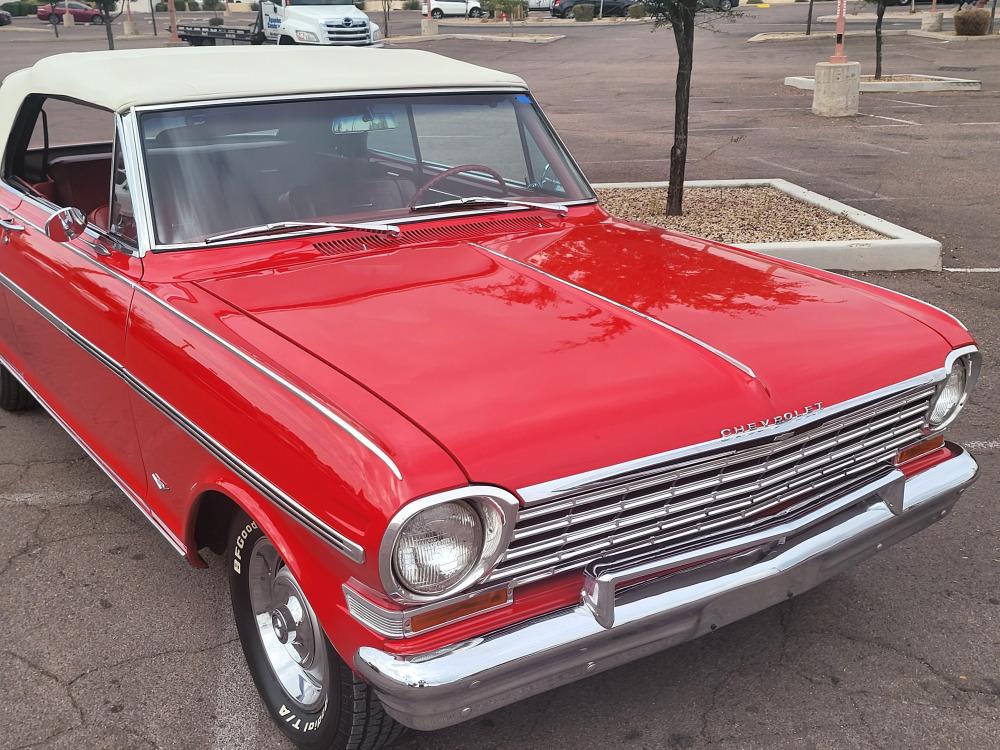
<box><xmin>470</xmin><ymin>242</ymin><xmax>757</xmax><ymax>380</ymax></box>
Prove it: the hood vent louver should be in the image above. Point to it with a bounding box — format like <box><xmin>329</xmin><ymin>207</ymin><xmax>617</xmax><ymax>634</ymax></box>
<box><xmin>312</xmin><ymin>215</ymin><xmax>554</xmax><ymax>257</ymax></box>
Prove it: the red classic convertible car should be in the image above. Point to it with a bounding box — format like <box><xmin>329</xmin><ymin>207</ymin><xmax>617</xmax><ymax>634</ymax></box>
<box><xmin>0</xmin><ymin>48</ymin><xmax>980</xmax><ymax>749</ymax></box>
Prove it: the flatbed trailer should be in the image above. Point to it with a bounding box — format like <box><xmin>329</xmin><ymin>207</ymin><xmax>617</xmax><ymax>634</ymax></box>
<box><xmin>176</xmin><ymin>9</ymin><xmax>266</xmax><ymax>45</ymax></box>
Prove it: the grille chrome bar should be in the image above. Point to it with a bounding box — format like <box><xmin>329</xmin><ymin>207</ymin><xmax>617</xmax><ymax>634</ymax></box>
<box><xmin>487</xmin><ymin>384</ymin><xmax>936</xmax><ymax>586</ymax></box>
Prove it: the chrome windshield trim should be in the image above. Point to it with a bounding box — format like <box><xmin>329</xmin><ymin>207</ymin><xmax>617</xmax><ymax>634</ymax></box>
<box><xmin>470</xmin><ymin>242</ymin><xmax>757</xmax><ymax>381</ymax></box>
<box><xmin>0</xmin><ymin>268</ymin><xmax>367</xmax><ymax>563</ymax></box>
<box><xmin>517</xmin><ymin>347</ymin><xmax>978</xmax><ymax>505</ymax></box>
<box><xmin>145</xmin><ymin>201</ymin><xmax>598</xmax><ymax>253</ymax></box>
<box><xmin>128</xmin><ymin>86</ymin><xmax>533</xmax><ymax>114</ymax></box>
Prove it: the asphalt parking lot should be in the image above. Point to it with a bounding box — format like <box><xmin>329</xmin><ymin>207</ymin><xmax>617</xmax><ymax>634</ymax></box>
<box><xmin>1</xmin><ymin>5</ymin><xmax>998</xmax><ymax>749</ymax></box>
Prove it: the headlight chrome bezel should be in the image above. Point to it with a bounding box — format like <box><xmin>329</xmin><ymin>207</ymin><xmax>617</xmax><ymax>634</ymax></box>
<box><xmin>926</xmin><ymin>347</ymin><xmax>980</xmax><ymax>432</ymax></box>
<box><xmin>379</xmin><ymin>486</ymin><xmax>520</xmax><ymax>604</ymax></box>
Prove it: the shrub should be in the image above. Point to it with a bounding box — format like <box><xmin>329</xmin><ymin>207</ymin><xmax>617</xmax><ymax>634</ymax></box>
<box><xmin>572</xmin><ymin>2</ymin><xmax>593</xmax><ymax>20</ymax></box>
<box><xmin>746</xmin><ymin>0</ymin><xmax>763</xmax><ymax>4</ymax></box>
<box><xmin>172</xmin><ymin>0</ymin><xmax>186</xmax><ymax>9</ymax></box>
<box><xmin>953</xmin><ymin>7</ymin><xmax>990</xmax><ymax>36</ymax></box>
<box><xmin>2</xmin><ymin>1</ymin><xmax>37</xmax><ymax>15</ymax></box>
<box><xmin>403</xmin><ymin>0</ymin><xmax>420</xmax><ymax>8</ymax></box>
<box><xmin>626</xmin><ymin>2</ymin><xmax>645</xmax><ymax>17</ymax></box>
<box><xmin>187</xmin><ymin>0</ymin><xmax>199</xmax><ymax>8</ymax></box>
<box><xmin>154</xmin><ymin>1</ymin><xmax>166</xmax><ymax>10</ymax></box>
<box><xmin>201</xmin><ymin>0</ymin><xmax>222</xmax><ymax>8</ymax></box>
<box><xmin>209</xmin><ymin>14</ymin><xmax>223</xmax><ymax>23</ymax></box>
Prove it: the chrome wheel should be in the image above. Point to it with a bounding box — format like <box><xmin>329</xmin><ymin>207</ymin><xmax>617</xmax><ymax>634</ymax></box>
<box><xmin>247</xmin><ymin>537</ymin><xmax>329</xmax><ymax>711</ymax></box>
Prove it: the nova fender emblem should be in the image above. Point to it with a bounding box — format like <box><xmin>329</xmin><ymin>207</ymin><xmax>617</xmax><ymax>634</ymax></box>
<box><xmin>721</xmin><ymin>402</ymin><xmax>823</xmax><ymax>439</ymax></box>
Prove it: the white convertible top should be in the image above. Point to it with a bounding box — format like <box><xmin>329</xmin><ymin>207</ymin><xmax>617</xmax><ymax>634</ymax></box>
<box><xmin>0</xmin><ymin>46</ymin><xmax>527</xmax><ymax>137</ymax></box>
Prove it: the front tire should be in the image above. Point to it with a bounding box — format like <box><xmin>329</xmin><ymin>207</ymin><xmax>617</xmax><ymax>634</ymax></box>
<box><xmin>227</xmin><ymin>511</ymin><xmax>405</xmax><ymax>750</ymax></box>
<box><xmin>431</xmin><ymin>8</ymin><xmax>443</xmax><ymax>18</ymax></box>
<box><xmin>469</xmin><ymin>6</ymin><xmax>482</xmax><ymax>16</ymax></box>
<box><xmin>0</xmin><ymin>365</ymin><xmax>35</xmax><ymax>412</ymax></box>
<box><xmin>91</xmin><ymin>15</ymin><xmax>105</xmax><ymax>24</ymax></box>
<box><xmin>718</xmin><ymin>0</ymin><xmax>732</xmax><ymax>10</ymax></box>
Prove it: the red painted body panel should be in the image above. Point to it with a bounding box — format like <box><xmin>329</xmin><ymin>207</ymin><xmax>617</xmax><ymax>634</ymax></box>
<box><xmin>197</xmin><ymin>205</ymin><xmax>961</xmax><ymax>492</ymax></box>
<box><xmin>0</xmin><ymin>182</ymin><xmax>974</xmax><ymax>667</ymax></box>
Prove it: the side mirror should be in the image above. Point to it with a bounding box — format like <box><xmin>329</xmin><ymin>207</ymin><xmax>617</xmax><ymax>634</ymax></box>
<box><xmin>44</xmin><ymin>207</ymin><xmax>87</xmax><ymax>243</ymax></box>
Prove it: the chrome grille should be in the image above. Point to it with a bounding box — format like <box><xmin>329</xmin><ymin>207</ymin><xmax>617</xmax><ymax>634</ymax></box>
<box><xmin>487</xmin><ymin>384</ymin><xmax>936</xmax><ymax>586</ymax></box>
<box><xmin>325</xmin><ymin>19</ymin><xmax>370</xmax><ymax>44</ymax></box>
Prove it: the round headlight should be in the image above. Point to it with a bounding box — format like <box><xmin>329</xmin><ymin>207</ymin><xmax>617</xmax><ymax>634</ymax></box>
<box><xmin>929</xmin><ymin>361</ymin><xmax>968</xmax><ymax>427</ymax></box>
<box><xmin>392</xmin><ymin>501</ymin><xmax>483</xmax><ymax>595</ymax></box>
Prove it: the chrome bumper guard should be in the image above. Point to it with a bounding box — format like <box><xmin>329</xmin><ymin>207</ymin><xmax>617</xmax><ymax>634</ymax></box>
<box><xmin>355</xmin><ymin>447</ymin><xmax>978</xmax><ymax>731</ymax></box>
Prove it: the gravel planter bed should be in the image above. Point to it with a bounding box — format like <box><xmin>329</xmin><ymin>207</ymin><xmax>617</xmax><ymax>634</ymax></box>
<box><xmin>592</xmin><ymin>179</ymin><xmax>942</xmax><ymax>271</ymax></box>
<box><xmin>595</xmin><ymin>186</ymin><xmax>884</xmax><ymax>244</ymax></box>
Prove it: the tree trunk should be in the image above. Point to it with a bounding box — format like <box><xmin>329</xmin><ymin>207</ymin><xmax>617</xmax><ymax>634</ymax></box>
<box><xmin>382</xmin><ymin>1</ymin><xmax>391</xmax><ymax>38</ymax></box>
<box><xmin>874</xmin><ymin>2</ymin><xmax>885</xmax><ymax>80</ymax></box>
<box><xmin>667</xmin><ymin>7</ymin><xmax>694</xmax><ymax>217</ymax></box>
<box><xmin>103</xmin><ymin>10</ymin><xmax>115</xmax><ymax>49</ymax></box>
<box><xmin>806</xmin><ymin>0</ymin><xmax>815</xmax><ymax>35</ymax></box>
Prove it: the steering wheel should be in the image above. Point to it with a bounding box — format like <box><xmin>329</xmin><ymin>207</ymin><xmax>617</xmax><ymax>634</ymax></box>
<box><xmin>408</xmin><ymin>164</ymin><xmax>509</xmax><ymax>210</ymax></box>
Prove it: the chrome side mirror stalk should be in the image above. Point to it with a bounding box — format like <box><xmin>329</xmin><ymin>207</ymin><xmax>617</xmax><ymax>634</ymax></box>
<box><xmin>44</xmin><ymin>207</ymin><xmax>87</xmax><ymax>243</ymax></box>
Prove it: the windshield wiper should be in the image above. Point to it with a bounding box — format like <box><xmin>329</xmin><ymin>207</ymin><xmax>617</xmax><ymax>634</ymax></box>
<box><xmin>409</xmin><ymin>196</ymin><xmax>569</xmax><ymax>216</ymax></box>
<box><xmin>204</xmin><ymin>220</ymin><xmax>400</xmax><ymax>245</ymax></box>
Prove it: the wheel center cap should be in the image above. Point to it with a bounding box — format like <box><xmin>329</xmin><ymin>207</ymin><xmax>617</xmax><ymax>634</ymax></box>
<box><xmin>271</xmin><ymin>605</ymin><xmax>292</xmax><ymax>644</ymax></box>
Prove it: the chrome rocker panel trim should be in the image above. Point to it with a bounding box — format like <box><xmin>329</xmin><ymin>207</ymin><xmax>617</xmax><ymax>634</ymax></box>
<box><xmin>355</xmin><ymin>447</ymin><xmax>978</xmax><ymax>731</ymax></box>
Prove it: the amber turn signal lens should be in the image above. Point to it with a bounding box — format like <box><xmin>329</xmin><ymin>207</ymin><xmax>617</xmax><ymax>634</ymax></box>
<box><xmin>408</xmin><ymin>587</ymin><xmax>510</xmax><ymax>634</ymax></box>
<box><xmin>895</xmin><ymin>434</ymin><xmax>945</xmax><ymax>466</ymax></box>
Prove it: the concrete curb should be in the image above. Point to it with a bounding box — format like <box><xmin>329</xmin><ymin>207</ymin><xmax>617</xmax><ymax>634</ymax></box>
<box><xmin>785</xmin><ymin>73</ymin><xmax>981</xmax><ymax>92</ymax></box>
<box><xmin>591</xmin><ymin>178</ymin><xmax>942</xmax><ymax>272</ymax></box>
<box><xmin>749</xmin><ymin>28</ymin><xmax>1000</xmax><ymax>43</ymax></box>
<box><xmin>389</xmin><ymin>32</ymin><xmax>564</xmax><ymax>43</ymax></box>
<box><xmin>437</xmin><ymin>17</ymin><xmax>652</xmax><ymax>28</ymax></box>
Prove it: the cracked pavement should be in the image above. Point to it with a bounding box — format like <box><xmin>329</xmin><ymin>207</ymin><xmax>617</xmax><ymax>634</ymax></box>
<box><xmin>2</xmin><ymin>4</ymin><xmax>999</xmax><ymax>749</ymax></box>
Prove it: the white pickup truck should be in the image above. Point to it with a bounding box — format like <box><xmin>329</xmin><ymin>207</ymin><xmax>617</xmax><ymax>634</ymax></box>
<box><xmin>177</xmin><ymin>0</ymin><xmax>383</xmax><ymax>47</ymax></box>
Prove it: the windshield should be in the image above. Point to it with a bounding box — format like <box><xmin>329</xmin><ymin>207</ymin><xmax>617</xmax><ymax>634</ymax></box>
<box><xmin>138</xmin><ymin>93</ymin><xmax>594</xmax><ymax>247</ymax></box>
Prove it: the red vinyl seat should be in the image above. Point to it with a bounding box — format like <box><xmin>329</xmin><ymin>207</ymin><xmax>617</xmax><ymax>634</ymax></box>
<box><xmin>46</xmin><ymin>156</ymin><xmax>112</xmax><ymax>216</ymax></box>
<box><xmin>88</xmin><ymin>205</ymin><xmax>110</xmax><ymax>230</ymax></box>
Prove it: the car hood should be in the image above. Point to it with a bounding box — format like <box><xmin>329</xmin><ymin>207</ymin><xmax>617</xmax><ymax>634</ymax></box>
<box><xmin>196</xmin><ymin>216</ymin><xmax>954</xmax><ymax>493</ymax></box>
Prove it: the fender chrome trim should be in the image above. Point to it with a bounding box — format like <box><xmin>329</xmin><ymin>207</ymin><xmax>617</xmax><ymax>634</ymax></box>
<box><xmin>470</xmin><ymin>242</ymin><xmax>757</xmax><ymax>381</ymax></box>
<box><xmin>0</xmin><ymin>178</ymin><xmax>402</xmax><ymax>482</ymax></box>
<box><xmin>0</xmin><ymin>350</ymin><xmax>187</xmax><ymax>556</ymax></box>
<box><xmin>0</xmin><ymin>269</ymin><xmax>367</xmax><ymax>563</ymax></box>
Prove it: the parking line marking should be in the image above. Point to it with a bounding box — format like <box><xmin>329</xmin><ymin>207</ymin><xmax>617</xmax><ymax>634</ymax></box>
<box><xmin>747</xmin><ymin>156</ymin><xmax>815</xmax><ymax>176</ymax></box>
<box><xmin>861</xmin><ymin>142</ymin><xmax>910</xmax><ymax>155</ymax></box>
<box><xmin>861</xmin><ymin>114</ymin><xmax>920</xmax><ymax>126</ymax></box>
<box><xmin>885</xmin><ymin>99</ymin><xmax>938</xmax><ymax>108</ymax></box>
<box><xmin>943</xmin><ymin>267</ymin><xmax>1000</xmax><ymax>272</ymax></box>
<box><xmin>959</xmin><ymin>122</ymin><xmax>1000</xmax><ymax>126</ymax></box>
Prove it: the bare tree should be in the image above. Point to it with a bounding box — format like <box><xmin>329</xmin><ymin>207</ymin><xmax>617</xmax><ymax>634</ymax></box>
<box><xmin>93</xmin><ymin>0</ymin><xmax>124</xmax><ymax>49</ymax></box>
<box><xmin>641</xmin><ymin>0</ymin><xmax>735</xmax><ymax>216</ymax></box>
<box><xmin>380</xmin><ymin>0</ymin><xmax>392</xmax><ymax>38</ymax></box>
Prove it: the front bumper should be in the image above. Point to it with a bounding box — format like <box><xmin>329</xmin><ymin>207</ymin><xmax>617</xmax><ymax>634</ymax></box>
<box><xmin>356</xmin><ymin>447</ymin><xmax>978</xmax><ymax>731</ymax></box>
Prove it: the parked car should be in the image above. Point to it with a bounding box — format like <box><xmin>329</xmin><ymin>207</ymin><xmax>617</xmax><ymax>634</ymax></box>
<box><xmin>0</xmin><ymin>47</ymin><xmax>981</xmax><ymax>750</ymax></box>
<box><xmin>527</xmin><ymin>0</ymin><xmax>552</xmax><ymax>10</ymax></box>
<box><xmin>36</xmin><ymin>1</ymin><xmax>104</xmax><ymax>23</ymax></box>
<box><xmin>551</xmin><ymin>0</ymin><xmax>634</xmax><ymax>17</ymax></box>
<box><xmin>0</xmin><ymin>8</ymin><xmax>12</xmax><ymax>25</ymax></box>
<box><xmin>700</xmin><ymin>0</ymin><xmax>740</xmax><ymax>10</ymax></box>
<box><xmin>422</xmin><ymin>0</ymin><xmax>482</xmax><ymax>18</ymax></box>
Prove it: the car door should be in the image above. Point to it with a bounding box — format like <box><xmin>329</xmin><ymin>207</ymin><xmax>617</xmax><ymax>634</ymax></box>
<box><xmin>261</xmin><ymin>0</ymin><xmax>284</xmax><ymax>39</ymax></box>
<box><xmin>0</xmin><ymin>96</ymin><xmax>149</xmax><ymax>499</ymax></box>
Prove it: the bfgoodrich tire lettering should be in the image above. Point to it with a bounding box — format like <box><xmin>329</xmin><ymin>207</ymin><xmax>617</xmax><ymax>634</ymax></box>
<box><xmin>0</xmin><ymin>365</ymin><xmax>36</xmax><ymax>412</ymax></box>
<box><xmin>227</xmin><ymin>510</ymin><xmax>405</xmax><ymax>750</ymax></box>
